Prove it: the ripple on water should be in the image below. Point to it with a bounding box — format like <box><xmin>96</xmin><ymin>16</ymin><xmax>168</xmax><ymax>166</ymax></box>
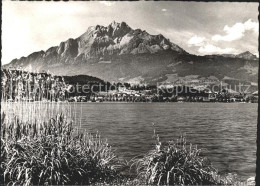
<box><xmin>73</xmin><ymin>102</ymin><xmax>257</xmax><ymax>180</ymax></box>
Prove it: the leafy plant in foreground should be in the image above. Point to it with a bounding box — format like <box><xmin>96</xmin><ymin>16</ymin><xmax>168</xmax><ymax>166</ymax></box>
<box><xmin>132</xmin><ymin>130</ymin><xmax>232</xmax><ymax>185</ymax></box>
<box><xmin>0</xmin><ymin>111</ymin><xmax>124</xmax><ymax>185</ymax></box>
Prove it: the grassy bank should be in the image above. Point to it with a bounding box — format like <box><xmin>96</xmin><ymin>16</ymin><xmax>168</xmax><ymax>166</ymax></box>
<box><xmin>0</xmin><ymin>102</ymin><xmax>245</xmax><ymax>185</ymax></box>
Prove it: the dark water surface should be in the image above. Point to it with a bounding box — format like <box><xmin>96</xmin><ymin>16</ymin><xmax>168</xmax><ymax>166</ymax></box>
<box><xmin>74</xmin><ymin>102</ymin><xmax>257</xmax><ymax>179</ymax></box>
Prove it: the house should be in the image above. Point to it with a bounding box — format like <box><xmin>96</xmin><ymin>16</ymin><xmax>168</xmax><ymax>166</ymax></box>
<box><xmin>118</xmin><ymin>86</ymin><xmax>127</xmax><ymax>92</ymax></box>
<box><xmin>177</xmin><ymin>97</ymin><xmax>185</xmax><ymax>102</ymax></box>
<box><xmin>203</xmin><ymin>97</ymin><xmax>210</xmax><ymax>102</ymax></box>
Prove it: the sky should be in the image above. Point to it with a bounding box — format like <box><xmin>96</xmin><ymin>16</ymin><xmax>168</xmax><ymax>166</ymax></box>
<box><xmin>2</xmin><ymin>1</ymin><xmax>259</xmax><ymax>65</ymax></box>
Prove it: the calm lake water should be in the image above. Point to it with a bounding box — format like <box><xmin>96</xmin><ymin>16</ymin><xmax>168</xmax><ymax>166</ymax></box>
<box><xmin>74</xmin><ymin>102</ymin><xmax>257</xmax><ymax>179</ymax></box>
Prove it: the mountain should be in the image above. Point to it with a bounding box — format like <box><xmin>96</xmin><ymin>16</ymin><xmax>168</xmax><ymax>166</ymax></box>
<box><xmin>236</xmin><ymin>51</ymin><xmax>258</xmax><ymax>60</ymax></box>
<box><xmin>6</xmin><ymin>21</ymin><xmax>186</xmax><ymax>68</ymax></box>
<box><xmin>217</xmin><ymin>51</ymin><xmax>258</xmax><ymax>60</ymax></box>
<box><xmin>3</xmin><ymin>21</ymin><xmax>258</xmax><ymax>91</ymax></box>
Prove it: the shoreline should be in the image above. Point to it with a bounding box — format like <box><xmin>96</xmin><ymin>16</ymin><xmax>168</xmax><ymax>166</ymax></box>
<box><xmin>1</xmin><ymin>100</ymin><xmax>257</xmax><ymax>104</ymax></box>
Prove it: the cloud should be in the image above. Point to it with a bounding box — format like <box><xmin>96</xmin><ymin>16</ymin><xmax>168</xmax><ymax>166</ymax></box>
<box><xmin>99</xmin><ymin>1</ymin><xmax>115</xmax><ymax>7</ymax></box>
<box><xmin>244</xmin><ymin>19</ymin><xmax>258</xmax><ymax>32</ymax></box>
<box><xmin>254</xmin><ymin>53</ymin><xmax>259</xmax><ymax>58</ymax></box>
<box><xmin>198</xmin><ymin>44</ymin><xmax>238</xmax><ymax>54</ymax></box>
<box><xmin>212</xmin><ymin>19</ymin><xmax>258</xmax><ymax>42</ymax></box>
<box><xmin>188</xmin><ymin>35</ymin><xmax>205</xmax><ymax>46</ymax></box>
<box><xmin>161</xmin><ymin>9</ymin><xmax>167</xmax><ymax>12</ymax></box>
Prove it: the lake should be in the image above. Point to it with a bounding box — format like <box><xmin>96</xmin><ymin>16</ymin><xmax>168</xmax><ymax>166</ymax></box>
<box><xmin>74</xmin><ymin>102</ymin><xmax>257</xmax><ymax>180</ymax></box>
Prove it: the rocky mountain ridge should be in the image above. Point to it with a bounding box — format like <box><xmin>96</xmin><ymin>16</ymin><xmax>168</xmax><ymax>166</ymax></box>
<box><xmin>7</xmin><ymin>21</ymin><xmax>187</xmax><ymax>68</ymax></box>
<box><xmin>3</xmin><ymin>21</ymin><xmax>258</xmax><ymax>90</ymax></box>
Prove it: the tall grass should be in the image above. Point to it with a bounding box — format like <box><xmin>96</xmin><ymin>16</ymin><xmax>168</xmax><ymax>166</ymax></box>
<box><xmin>0</xmin><ymin>102</ymin><xmax>125</xmax><ymax>185</ymax></box>
<box><xmin>131</xmin><ymin>129</ymin><xmax>242</xmax><ymax>185</ymax></box>
<box><xmin>1</xmin><ymin>69</ymin><xmax>67</xmax><ymax>102</ymax></box>
<box><xmin>0</xmin><ymin>69</ymin><xmax>126</xmax><ymax>185</ymax></box>
<box><xmin>0</xmin><ymin>69</ymin><xmax>124</xmax><ymax>184</ymax></box>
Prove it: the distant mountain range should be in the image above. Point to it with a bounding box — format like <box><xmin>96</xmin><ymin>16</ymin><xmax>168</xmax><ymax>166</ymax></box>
<box><xmin>3</xmin><ymin>21</ymin><xmax>258</xmax><ymax>90</ymax></box>
<box><xmin>211</xmin><ymin>51</ymin><xmax>258</xmax><ymax>60</ymax></box>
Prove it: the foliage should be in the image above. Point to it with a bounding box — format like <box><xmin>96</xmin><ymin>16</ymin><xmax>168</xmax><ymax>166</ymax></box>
<box><xmin>0</xmin><ymin>109</ymin><xmax>124</xmax><ymax>185</ymax></box>
<box><xmin>132</xmin><ymin>131</ymin><xmax>239</xmax><ymax>185</ymax></box>
<box><xmin>1</xmin><ymin>69</ymin><xmax>67</xmax><ymax>102</ymax></box>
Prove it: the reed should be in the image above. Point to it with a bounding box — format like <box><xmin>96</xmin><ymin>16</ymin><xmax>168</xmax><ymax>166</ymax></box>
<box><xmin>0</xmin><ymin>107</ymin><xmax>124</xmax><ymax>185</ymax></box>
<box><xmin>131</xmin><ymin>130</ymin><xmax>241</xmax><ymax>185</ymax></box>
<box><xmin>1</xmin><ymin>69</ymin><xmax>67</xmax><ymax>102</ymax></box>
<box><xmin>0</xmin><ymin>73</ymin><xmax>125</xmax><ymax>185</ymax></box>
<box><xmin>0</xmin><ymin>69</ymin><xmax>127</xmax><ymax>185</ymax></box>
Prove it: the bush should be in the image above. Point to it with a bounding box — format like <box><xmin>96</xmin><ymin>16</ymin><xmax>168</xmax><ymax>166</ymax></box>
<box><xmin>133</xmin><ymin>133</ymin><xmax>225</xmax><ymax>185</ymax></box>
<box><xmin>0</xmin><ymin>112</ymin><xmax>124</xmax><ymax>185</ymax></box>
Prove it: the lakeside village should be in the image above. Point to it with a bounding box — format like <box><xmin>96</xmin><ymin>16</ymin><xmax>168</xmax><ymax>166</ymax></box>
<box><xmin>1</xmin><ymin>68</ymin><xmax>258</xmax><ymax>103</ymax></box>
<box><xmin>70</xmin><ymin>84</ymin><xmax>258</xmax><ymax>103</ymax></box>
